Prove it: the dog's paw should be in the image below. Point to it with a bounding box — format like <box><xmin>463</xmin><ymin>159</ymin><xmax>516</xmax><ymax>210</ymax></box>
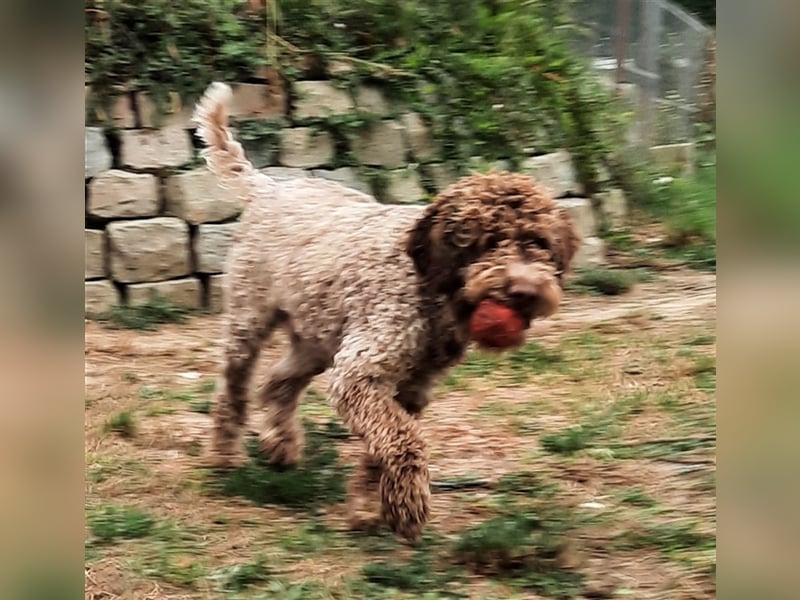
<box><xmin>204</xmin><ymin>448</ymin><xmax>248</xmax><ymax>471</ymax></box>
<box><xmin>380</xmin><ymin>463</ymin><xmax>431</xmax><ymax>544</ymax></box>
<box><xmin>258</xmin><ymin>428</ymin><xmax>304</xmax><ymax>468</ymax></box>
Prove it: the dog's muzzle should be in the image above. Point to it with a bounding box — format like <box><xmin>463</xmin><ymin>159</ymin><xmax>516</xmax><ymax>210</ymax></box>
<box><xmin>506</xmin><ymin>262</ymin><xmax>562</xmax><ymax>320</ymax></box>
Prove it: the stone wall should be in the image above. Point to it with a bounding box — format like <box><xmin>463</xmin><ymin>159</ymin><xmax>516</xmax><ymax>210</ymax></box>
<box><xmin>85</xmin><ymin>79</ymin><xmax>616</xmax><ymax>316</ymax></box>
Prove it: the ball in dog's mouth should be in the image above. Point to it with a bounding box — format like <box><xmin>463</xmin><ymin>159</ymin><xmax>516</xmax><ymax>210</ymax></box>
<box><xmin>469</xmin><ymin>299</ymin><xmax>528</xmax><ymax>349</ymax></box>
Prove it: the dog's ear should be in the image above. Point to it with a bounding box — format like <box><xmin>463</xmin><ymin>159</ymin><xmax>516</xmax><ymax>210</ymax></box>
<box><xmin>554</xmin><ymin>209</ymin><xmax>581</xmax><ymax>275</ymax></box>
<box><xmin>406</xmin><ymin>208</ymin><xmax>437</xmax><ymax>278</ymax></box>
<box><xmin>407</xmin><ymin>207</ymin><xmax>466</xmax><ymax>293</ymax></box>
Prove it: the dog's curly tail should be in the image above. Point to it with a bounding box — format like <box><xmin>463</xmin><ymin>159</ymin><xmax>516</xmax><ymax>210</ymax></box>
<box><xmin>193</xmin><ymin>82</ymin><xmax>273</xmax><ymax>200</ymax></box>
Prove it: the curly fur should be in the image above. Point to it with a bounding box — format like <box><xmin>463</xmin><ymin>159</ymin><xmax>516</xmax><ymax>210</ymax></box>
<box><xmin>194</xmin><ymin>82</ymin><xmax>580</xmax><ymax>543</ymax></box>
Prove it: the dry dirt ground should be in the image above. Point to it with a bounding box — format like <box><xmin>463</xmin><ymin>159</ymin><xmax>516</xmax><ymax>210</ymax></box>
<box><xmin>85</xmin><ymin>269</ymin><xmax>716</xmax><ymax>600</ymax></box>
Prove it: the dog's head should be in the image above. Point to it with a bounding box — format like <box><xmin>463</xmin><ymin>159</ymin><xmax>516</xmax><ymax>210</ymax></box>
<box><xmin>406</xmin><ymin>171</ymin><xmax>580</xmax><ymax>330</ymax></box>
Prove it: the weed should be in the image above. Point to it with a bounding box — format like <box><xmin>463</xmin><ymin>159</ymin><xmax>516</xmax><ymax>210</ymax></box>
<box><xmin>189</xmin><ymin>398</ymin><xmax>212</xmax><ymax>414</ymax></box>
<box><xmin>103</xmin><ymin>411</ymin><xmax>136</xmax><ymax>438</ymax></box>
<box><xmin>138</xmin><ymin>548</ymin><xmax>207</xmax><ymax>587</ymax></box>
<box><xmin>687</xmin><ymin>333</ymin><xmax>715</xmax><ymax>346</ymax></box>
<box><xmin>363</xmin><ymin>536</ymin><xmax>459</xmax><ymax>593</ymax></box>
<box><xmin>280</xmin><ymin>519</ymin><xmax>336</xmax><ymax>554</ymax></box>
<box><xmin>540</xmin><ymin>426</ymin><xmax>596</xmax><ymax>455</ymax></box>
<box><xmin>197</xmin><ymin>379</ymin><xmax>216</xmax><ymax>394</ymax></box>
<box><xmin>506</xmin><ymin>342</ymin><xmax>563</xmax><ymax>382</ymax></box>
<box><xmin>210</xmin><ymin>557</ymin><xmax>270</xmax><ymax>592</ymax></box>
<box><xmin>88</xmin><ymin>504</ymin><xmax>155</xmax><ymax>542</ymax></box>
<box><xmin>496</xmin><ymin>472</ymin><xmax>559</xmax><ymax>498</ymax></box>
<box><xmin>617</xmin><ymin>520</ymin><xmax>714</xmax><ymax>557</ymax></box>
<box><xmin>618</xmin><ymin>487</ymin><xmax>657</xmax><ymax>508</ymax></box>
<box><xmin>211</xmin><ymin>420</ymin><xmax>349</xmax><ymax>510</ymax></box>
<box><xmin>122</xmin><ymin>371</ymin><xmax>140</xmax><ymax>383</ymax></box>
<box><xmin>452</xmin><ymin>508</ymin><xmax>583</xmax><ymax>598</ymax></box>
<box><xmin>101</xmin><ymin>294</ymin><xmax>189</xmax><ymax>331</ymax></box>
<box><xmin>571</xmin><ymin>268</ymin><xmax>635</xmax><ymax>296</ymax></box>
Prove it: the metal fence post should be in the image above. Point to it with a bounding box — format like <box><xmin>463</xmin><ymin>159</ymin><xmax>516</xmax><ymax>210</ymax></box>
<box><xmin>639</xmin><ymin>0</ymin><xmax>663</xmax><ymax>147</ymax></box>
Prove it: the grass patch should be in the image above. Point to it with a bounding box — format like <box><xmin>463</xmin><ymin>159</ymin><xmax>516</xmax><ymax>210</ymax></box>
<box><xmin>188</xmin><ymin>398</ymin><xmax>212</xmax><ymax>414</ymax></box>
<box><xmin>496</xmin><ymin>472</ymin><xmax>559</xmax><ymax>497</ymax></box>
<box><xmin>687</xmin><ymin>333</ymin><xmax>715</xmax><ymax>346</ymax></box>
<box><xmin>612</xmin><ymin>435</ymin><xmax>716</xmax><ymax>460</ymax></box>
<box><xmin>649</xmin><ymin>163</ymin><xmax>717</xmax><ymax>271</ymax></box>
<box><xmin>540</xmin><ymin>426</ymin><xmax>597</xmax><ymax>455</ymax></box>
<box><xmin>210</xmin><ymin>557</ymin><xmax>270</xmax><ymax>592</ymax></box>
<box><xmin>279</xmin><ymin>519</ymin><xmax>338</xmax><ymax>554</ymax></box>
<box><xmin>210</xmin><ymin>420</ymin><xmax>349</xmax><ymax>510</ymax></box>
<box><xmin>570</xmin><ymin>268</ymin><xmax>636</xmax><ymax>296</ymax></box>
<box><xmin>506</xmin><ymin>342</ymin><xmax>564</xmax><ymax>383</ymax></box>
<box><xmin>102</xmin><ymin>410</ymin><xmax>136</xmax><ymax>437</ymax></box>
<box><xmin>617</xmin><ymin>487</ymin><xmax>657</xmax><ymax>508</ymax></box>
<box><xmin>451</xmin><ymin>508</ymin><xmax>583</xmax><ymax>598</ymax></box>
<box><xmin>442</xmin><ymin>341</ymin><xmax>563</xmax><ymax>390</ymax></box>
<box><xmin>617</xmin><ymin>520</ymin><xmax>715</xmax><ymax>557</ymax></box>
<box><xmin>690</xmin><ymin>355</ymin><xmax>716</xmax><ymax>391</ymax></box>
<box><xmin>88</xmin><ymin>504</ymin><xmax>155</xmax><ymax>543</ymax></box>
<box><xmin>101</xmin><ymin>294</ymin><xmax>189</xmax><ymax>331</ymax></box>
<box><xmin>539</xmin><ymin>392</ymin><xmax>650</xmax><ymax>456</ymax></box>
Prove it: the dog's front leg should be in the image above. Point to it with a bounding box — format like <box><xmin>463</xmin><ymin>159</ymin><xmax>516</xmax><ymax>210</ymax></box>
<box><xmin>329</xmin><ymin>371</ymin><xmax>430</xmax><ymax>544</ymax></box>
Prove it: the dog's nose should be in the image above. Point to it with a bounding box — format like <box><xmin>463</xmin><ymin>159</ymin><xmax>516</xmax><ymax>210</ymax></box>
<box><xmin>506</xmin><ymin>262</ymin><xmax>562</xmax><ymax>317</ymax></box>
<box><xmin>507</xmin><ymin>263</ymin><xmax>551</xmax><ymax>297</ymax></box>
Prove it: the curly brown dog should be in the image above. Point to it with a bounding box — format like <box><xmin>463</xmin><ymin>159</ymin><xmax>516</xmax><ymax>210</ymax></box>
<box><xmin>194</xmin><ymin>82</ymin><xmax>580</xmax><ymax>543</ymax></box>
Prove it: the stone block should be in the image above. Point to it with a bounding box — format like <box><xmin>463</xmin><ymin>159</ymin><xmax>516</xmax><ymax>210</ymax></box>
<box><xmin>650</xmin><ymin>142</ymin><xmax>695</xmax><ymax>176</ymax></box>
<box><xmin>594</xmin><ymin>188</ymin><xmax>628</xmax><ymax>230</ymax></box>
<box><xmin>279</xmin><ymin>128</ymin><xmax>334</xmax><ymax>168</ymax></box>
<box><xmin>195</xmin><ymin>223</ymin><xmax>239</xmax><ymax>273</ymax></box>
<box><xmin>352</xmin><ymin>121</ymin><xmax>407</xmax><ymax>168</ymax></box>
<box><xmin>165</xmin><ymin>167</ymin><xmax>241</xmax><ymax>224</ymax></box>
<box><xmin>522</xmin><ymin>150</ymin><xmax>581</xmax><ymax>198</ymax></box>
<box><xmin>425</xmin><ymin>163</ymin><xmax>458</xmax><ymax>192</ymax></box>
<box><xmin>384</xmin><ymin>169</ymin><xmax>427</xmax><ymax>204</ymax></box>
<box><xmin>572</xmin><ymin>236</ymin><xmax>606</xmax><ymax>270</ymax></box>
<box><xmin>354</xmin><ymin>85</ymin><xmax>391</xmax><ymax>115</ymax></box>
<box><xmin>85</xmin><ymin>280</ymin><xmax>119</xmax><ymax>316</ymax></box>
<box><xmin>120</xmin><ymin>126</ymin><xmax>193</xmax><ymax>169</ymax></box>
<box><xmin>260</xmin><ymin>166</ymin><xmax>311</xmax><ymax>181</ymax></box>
<box><xmin>85</xmin><ymin>229</ymin><xmax>106</xmax><ymax>280</ymax></box>
<box><xmin>137</xmin><ymin>92</ymin><xmax>194</xmax><ymax>129</ymax></box>
<box><xmin>208</xmin><ymin>274</ymin><xmax>227</xmax><ymax>313</ymax></box>
<box><xmin>327</xmin><ymin>60</ymin><xmax>356</xmax><ymax>76</ymax></box>
<box><xmin>230</xmin><ymin>83</ymin><xmax>287</xmax><ymax>119</ymax></box>
<box><xmin>107</xmin><ymin>217</ymin><xmax>191</xmax><ymax>283</ymax></box>
<box><xmin>400</xmin><ymin>113</ymin><xmax>436</xmax><ymax>162</ymax></box>
<box><xmin>88</xmin><ymin>170</ymin><xmax>159</xmax><ymax>218</ymax></box>
<box><xmin>127</xmin><ymin>278</ymin><xmax>201</xmax><ymax>309</ymax></box>
<box><xmin>110</xmin><ymin>94</ymin><xmax>136</xmax><ymax>128</ymax></box>
<box><xmin>557</xmin><ymin>198</ymin><xmax>598</xmax><ymax>240</ymax></box>
<box><xmin>85</xmin><ymin>127</ymin><xmax>111</xmax><ymax>179</ymax></box>
<box><xmin>311</xmin><ymin>167</ymin><xmax>371</xmax><ymax>194</ymax></box>
<box><xmin>293</xmin><ymin>81</ymin><xmax>354</xmax><ymax>120</ymax></box>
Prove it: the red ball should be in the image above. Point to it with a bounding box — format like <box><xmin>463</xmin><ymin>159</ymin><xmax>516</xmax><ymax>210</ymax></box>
<box><xmin>469</xmin><ymin>299</ymin><xmax>526</xmax><ymax>349</ymax></box>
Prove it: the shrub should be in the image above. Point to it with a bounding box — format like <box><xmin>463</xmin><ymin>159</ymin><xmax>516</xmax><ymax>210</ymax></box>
<box><xmin>571</xmin><ymin>268</ymin><xmax>635</xmax><ymax>296</ymax></box>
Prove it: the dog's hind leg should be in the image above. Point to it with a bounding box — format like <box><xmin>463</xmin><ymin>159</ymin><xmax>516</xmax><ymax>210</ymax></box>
<box><xmin>258</xmin><ymin>336</ymin><xmax>328</xmax><ymax>467</ymax></box>
<box><xmin>208</xmin><ymin>300</ymin><xmax>277</xmax><ymax>469</ymax></box>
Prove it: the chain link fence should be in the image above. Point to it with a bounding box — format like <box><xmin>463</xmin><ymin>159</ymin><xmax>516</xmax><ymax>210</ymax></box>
<box><xmin>569</xmin><ymin>0</ymin><xmax>713</xmax><ymax>147</ymax></box>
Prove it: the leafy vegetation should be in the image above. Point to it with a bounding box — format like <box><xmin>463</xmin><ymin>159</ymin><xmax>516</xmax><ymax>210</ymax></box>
<box><xmin>88</xmin><ymin>504</ymin><xmax>155</xmax><ymax>542</ymax></box>
<box><xmin>101</xmin><ymin>293</ymin><xmax>190</xmax><ymax>331</ymax></box>
<box><xmin>85</xmin><ymin>0</ymin><xmax>631</xmax><ymax>192</ymax></box>
<box><xmin>570</xmin><ymin>268</ymin><xmax>636</xmax><ymax>295</ymax></box>
<box><xmin>210</xmin><ymin>420</ymin><xmax>349</xmax><ymax>510</ymax></box>
<box><xmin>103</xmin><ymin>410</ymin><xmax>136</xmax><ymax>437</ymax></box>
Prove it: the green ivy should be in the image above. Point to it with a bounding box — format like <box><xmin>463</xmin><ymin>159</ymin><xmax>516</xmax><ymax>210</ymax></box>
<box><xmin>85</xmin><ymin>0</ymin><xmax>632</xmax><ymax>192</ymax></box>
